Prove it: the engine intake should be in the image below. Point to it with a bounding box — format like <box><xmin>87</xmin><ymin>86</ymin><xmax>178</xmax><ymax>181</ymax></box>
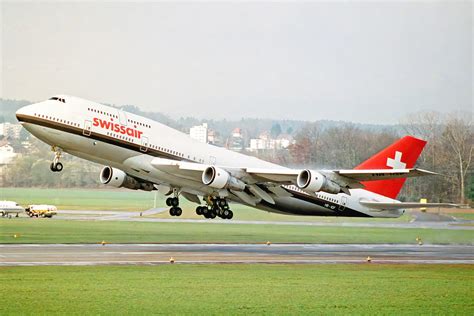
<box><xmin>99</xmin><ymin>166</ymin><xmax>154</xmax><ymax>191</ymax></box>
<box><xmin>297</xmin><ymin>169</ymin><xmax>341</xmax><ymax>194</ymax></box>
<box><xmin>202</xmin><ymin>166</ymin><xmax>246</xmax><ymax>191</ymax></box>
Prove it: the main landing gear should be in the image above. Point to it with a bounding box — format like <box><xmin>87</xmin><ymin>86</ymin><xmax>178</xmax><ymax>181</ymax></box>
<box><xmin>166</xmin><ymin>191</ymin><xmax>182</xmax><ymax>216</ymax></box>
<box><xmin>195</xmin><ymin>197</ymin><xmax>233</xmax><ymax>220</ymax></box>
<box><xmin>50</xmin><ymin>147</ymin><xmax>63</xmax><ymax>172</ymax></box>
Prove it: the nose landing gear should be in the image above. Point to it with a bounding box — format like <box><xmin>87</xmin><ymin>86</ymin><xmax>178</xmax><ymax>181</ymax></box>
<box><xmin>196</xmin><ymin>197</ymin><xmax>233</xmax><ymax>220</ymax></box>
<box><xmin>50</xmin><ymin>147</ymin><xmax>63</xmax><ymax>172</ymax></box>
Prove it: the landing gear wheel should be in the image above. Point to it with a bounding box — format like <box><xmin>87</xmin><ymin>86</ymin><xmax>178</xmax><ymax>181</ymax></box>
<box><xmin>222</xmin><ymin>209</ymin><xmax>230</xmax><ymax>219</ymax></box>
<box><xmin>208</xmin><ymin>210</ymin><xmax>217</xmax><ymax>219</ymax></box>
<box><xmin>227</xmin><ymin>210</ymin><xmax>233</xmax><ymax>219</ymax></box>
<box><xmin>196</xmin><ymin>206</ymin><xmax>203</xmax><ymax>215</ymax></box>
<box><xmin>55</xmin><ymin>162</ymin><xmax>63</xmax><ymax>172</ymax></box>
<box><xmin>50</xmin><ymin>163</ymin><xmax>56</xmax><ymax>172</ymax></box>
<box><xmin>169</xmin><ymin>207</ymin><xmax>176</xmax><ymax>216</ymax></box>
<box><xmin>175</xmin><ymin>207</ymin><xmax>182</xmax><ymax>216</ymax></box>
<box><xmin>166</xmin><ymin>197</ymin><xmax>172</xmax><ymax>206</ymax></box>
<box><xmin>170</xmin><ymin>197</ymin><xmax>179</xmax><ymax>207</ymax></box>
<box><xmin>218</xmin><ymin>199</ymin><xmax>227</xmax><ymax>208</ymax></box>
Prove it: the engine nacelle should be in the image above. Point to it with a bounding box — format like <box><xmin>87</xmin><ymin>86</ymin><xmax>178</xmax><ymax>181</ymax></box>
<box><xmin>99</xmin><ymin>166</ymin><xmax>154</xmax><ymax>191</ymax></box>
<box><xmin>296</xmin><ymin>169</ymin><xmax>341</xmax><ymax>194</ymax></box>
<box><xmin>202</xmin><ymin>166</ymin><xmax>246</xmax><ymax>191</ymax></box>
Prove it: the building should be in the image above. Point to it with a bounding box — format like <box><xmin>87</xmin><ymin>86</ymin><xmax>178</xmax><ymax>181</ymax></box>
<box><xmin>248</xmin><ymin>132</ymin><xmax>294</xmax><ymax>152</ymax></box>
<box><xmin>0</xmin><ymin>123</ymin><xmax>23</xmax><ymax>139</ymax></box>
<box><xmin>0</xmin><ymin>140</ymin><xmax>17</xmax><ymax>165</ymax></box>
<box><xmin>207</xmin><ymin>129</ymin><xmax>222</xmax><ymax>146</ymax></box>
<box><xmin>189</xmin><ymin>123</ymin><xmax>208</xmax><ymax>143</ymax></box>
<box><xmin>227</xmin><ymin>128</ymin><xmax>244</xmax><ymax>152</ymax></box>
<box><xmin>0</xmin><ymin>139</ymin><xmax>19</xmax><ymax>186</ymax></box>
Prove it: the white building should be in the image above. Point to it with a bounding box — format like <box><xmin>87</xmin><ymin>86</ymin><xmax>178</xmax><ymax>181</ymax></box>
<box><xmin>0</xmin><ymin>123</ymin><xmax>23</xmax><ymax>139</ymax></box>
<box><xmin>189</xmin><ymin>123</ymin><xmax>208</xmax><ymax>143</ymax></box>
<box><xmin>0</xmin><ymin>142</ymin><xmax>17</xmax><ymax>165</ymax></box>
<box><xmin>248</xmin><ymin>133</ymin><xmax>294</xmax><ymax>152</ymax></box>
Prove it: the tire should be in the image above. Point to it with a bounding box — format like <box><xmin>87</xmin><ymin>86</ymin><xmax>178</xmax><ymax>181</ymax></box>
<box><xmin>208</xmin><ymin>211</ymin><xmax>216</xmax><ymax>219</ymax></box>
<box><xmin>166</xmin><ymin>198</ymin><xmax>172</xmax><ymax>206</ymax></box>
<box><xmin>171</xmin><ymin>198</ymin><xmax>179</xmax><ymax>207</ymax></box>
<box><xmin>50</xmin><ymin>163</ymin><xmax>56</xmax><ymax>172</ymax></box>
<box><xmin>169</xmin><ymin>207</ymin><xmax>176</xmax><ymax>216</ymax></box>
<box><xmin>55</xmin><ymin>162</ymin><xmax>63</xmax><ymax>172</ymax></box>
<box><xmin>196</xmin><ymin>207</ymin><xmax>202</xmax><ymax>215</ymax></box>
<box><xmin>227</xmin><ymin>211</ymin><xmax>233</xmax><ymax>220</ymax></box>
<box><xmin>223</xmin><ymin>209</ymin><xmax>230</xmax><ymax>219</ymax></box>
<box><xmin>175</xmin><ymin>208</ymin><xmax>182</xmax><ymax>216</ymax></box>
<box><xmin>218</xmin><ymin>199</ymin><xmax>226</xmax><ymax>208</ymax></box>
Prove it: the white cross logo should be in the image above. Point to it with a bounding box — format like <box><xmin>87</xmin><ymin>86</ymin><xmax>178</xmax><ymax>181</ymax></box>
<box><xmin>386</xmin><ymin>151</ymin><xmax>406</xmax><ymax>169</ymax></box>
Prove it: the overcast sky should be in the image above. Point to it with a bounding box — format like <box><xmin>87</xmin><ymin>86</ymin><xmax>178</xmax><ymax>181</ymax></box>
<box><xmin>1</xmin><ymin>1</ymin><xmax>472</xmax><ymax>123</ymax></box>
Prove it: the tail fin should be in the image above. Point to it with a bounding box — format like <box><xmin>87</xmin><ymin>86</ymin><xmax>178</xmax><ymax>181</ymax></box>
<box><xmin>354</xmin><ymin>136</ymin><xmax>427</xmax><ymax>199</ymax></box>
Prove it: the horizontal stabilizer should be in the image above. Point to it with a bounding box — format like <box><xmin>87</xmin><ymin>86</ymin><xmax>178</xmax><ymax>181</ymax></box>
<box><xmin>336</xmin><ymin>168</ymin><xmax>438</xmax><ymax>182</ymax></box>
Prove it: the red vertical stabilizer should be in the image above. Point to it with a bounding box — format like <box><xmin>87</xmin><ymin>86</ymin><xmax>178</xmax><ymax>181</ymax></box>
<box><xmin>354</xmin><ymin>136</ymin><xmax>427</xmax><ymax>199</ymax></box>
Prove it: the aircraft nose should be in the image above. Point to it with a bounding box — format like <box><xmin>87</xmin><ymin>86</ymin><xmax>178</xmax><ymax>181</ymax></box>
<box><xmin>15</xmin><ymin>104</ymin><xmax>35</xmax><ymax>123</ymax></box>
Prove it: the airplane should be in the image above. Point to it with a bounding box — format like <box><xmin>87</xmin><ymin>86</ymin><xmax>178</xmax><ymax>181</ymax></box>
<box><xmin>15</xmin><ymin>95</ymin><xmax>458</xmax><ymax>220</ymax></box>
<box><xmin>0</xmin><ymin>201</ymin><xmax>25</xmax><ymax>218</ymax></box>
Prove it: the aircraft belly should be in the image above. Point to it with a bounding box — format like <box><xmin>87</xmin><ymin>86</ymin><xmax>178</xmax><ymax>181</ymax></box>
<box><xmin>256</xmin><ymin>197</ymin><xmax>335</xmax><ymax>216</ymax></box>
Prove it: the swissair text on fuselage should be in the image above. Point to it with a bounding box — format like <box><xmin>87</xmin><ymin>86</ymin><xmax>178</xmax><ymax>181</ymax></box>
<box><xmin>92</xmin><ymin>118</ymin><xmax>143</xmax><ymax>139</ymax></box>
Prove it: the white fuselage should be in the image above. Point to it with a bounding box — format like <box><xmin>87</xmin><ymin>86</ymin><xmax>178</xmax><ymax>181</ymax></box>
<box><xmin>16</xmin><ymin>95</ymin><xmax>402</xmax><ymax>218</ymax></box>
<box><xmin>0</xmin><ymin>201</ymin><xmax>24</xmax><ymax>216</ymax></box>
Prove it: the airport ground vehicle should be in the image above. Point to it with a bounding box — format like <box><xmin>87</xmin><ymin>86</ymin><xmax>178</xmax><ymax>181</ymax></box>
<box><xmin>25</xmin><ymin>205</ymin><xmax>57</xmax><ymax>218</ymax></box>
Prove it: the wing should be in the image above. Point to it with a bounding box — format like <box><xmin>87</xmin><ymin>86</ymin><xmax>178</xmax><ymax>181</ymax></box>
<box><xmin>150</xmin><ymin>157</ymin><xmax>441</xmax><ymax>203</ymax></box>
<box><xmin>359</xmin><ymin>200</ymin><xmax>460</xmax><ymax>210</ymax></box>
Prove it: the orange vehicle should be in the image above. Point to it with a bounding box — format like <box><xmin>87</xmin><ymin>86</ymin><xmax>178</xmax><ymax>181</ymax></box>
<box><xmin>25</xmin><ymin>205</ymin><xmax>57</xmax><ymax>218</ymax></box>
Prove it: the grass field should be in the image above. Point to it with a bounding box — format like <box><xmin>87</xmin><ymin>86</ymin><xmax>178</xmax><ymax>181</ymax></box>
<box><xmin>0</xmin><ymin>264</ymin><xmax>472</xmax><ymax>314</ymax></box>
<box><xmin>0</xmin><ymin>187</ymin><xmax>155</xmax><ymax>211</ymax></box>
<box><xmin>1</xmin><ymin>219</ymin><xmax>472</xmax><ymax>244</ymax></box>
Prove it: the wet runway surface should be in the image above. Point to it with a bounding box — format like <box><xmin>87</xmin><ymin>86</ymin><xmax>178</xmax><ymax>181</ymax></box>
<box><xmin>1</xmin><ymin>243</ymin><xmax>472</xmax><ymax>266</ymax></box>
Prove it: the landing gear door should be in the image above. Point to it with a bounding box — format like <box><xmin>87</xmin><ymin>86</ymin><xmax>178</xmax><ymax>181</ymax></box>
<box><xmin>83</xmin><ymin>120</ymin><xmax>92</xmax><ymax>136</ymax></box>
<box><xmin>140</xmin><ymin>136</ymin><xmax>148</xmax><ymax>152</ymax></box>
<box><xmin>339</xmin><ymin>196</ymin><xmax>347</xmax><ymax>211</ymax></box>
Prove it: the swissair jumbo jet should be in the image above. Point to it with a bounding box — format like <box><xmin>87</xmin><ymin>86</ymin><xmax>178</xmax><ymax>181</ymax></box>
<box><xmin>16</xmin><ymin>95</ymin><xmax>458</xmax><ymax>219</ymax></box>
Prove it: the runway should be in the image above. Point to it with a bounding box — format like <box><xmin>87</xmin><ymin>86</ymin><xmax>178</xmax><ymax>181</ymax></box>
<box><xmin>1</xmin><ymin>243</ymin><xmax>472</xmax><ymax>266</ymax></box>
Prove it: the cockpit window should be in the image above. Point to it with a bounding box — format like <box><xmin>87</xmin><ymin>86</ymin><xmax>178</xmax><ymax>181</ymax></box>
<box><xmin>49</xmin><ymin>97</ymin><xmax>66</xmax><ymax>103</ymax></box>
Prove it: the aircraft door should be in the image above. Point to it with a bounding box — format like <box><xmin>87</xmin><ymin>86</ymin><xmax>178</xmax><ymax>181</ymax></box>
<box><xmin>339</xmin><ymin>196</ymin><xmax>347</xmax><ymax>211</ymax></box>
<box><xmin>83</xmin><ymin>120</ymin><xmax>92</xmax><ymax>136</ymax></box>
<box><xmin>140</xmin><ymin>136</ymin><xmax>148</xmax><ymax>152</ymax></box>
<box><xmin>118</xmin><ymin>110</ymin><xmax>128</xmax><ymax>126</ymax></box>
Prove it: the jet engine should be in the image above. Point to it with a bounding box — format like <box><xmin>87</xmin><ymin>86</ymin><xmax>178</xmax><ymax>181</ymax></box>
<box><xmin>99</xmin><ymin>166</ymin><xmax>154</xmax><ymax>191</ymax></box>
<box><xmin>202</xmin><ymin>166</ymin><xmax>246</xmax><ymax>191</ymax></box>
<box><xmin>296</xmin><ymin>169</ymin><xmax>341</xmax><ymax>194</ymax></box>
